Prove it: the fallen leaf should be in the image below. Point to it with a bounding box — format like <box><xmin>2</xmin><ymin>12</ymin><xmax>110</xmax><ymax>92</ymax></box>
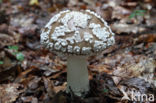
<box><xmin>21</xmin><ymin>96</ymin><xmax>38</xmax><ymax>103</ymax></box>
<box><xmin>43</xmin><ymin>77</ymin><xmax>56</xmax><ymax>98</ymax></box>
<box><xmin>29</xmin><ymin>0</ymin><xmax>39</xmax><ymax>6</ymax></box>
<box><xmin>134</xmin><ymin>34</ymin><xmax>156</xmax><ymax>44</ymax></box>
<box><xmin>112</xmin><ymin>6</ymin><xmax>131</xmax><ymax>19</ymax></box>
<box><xmin>111</xmin><ymin>23</ymin><xmax>146</xmax><ymax>34</ymax></box>
<box><xmin>54</xmin><ymin>82</ymin><xmax>66</xmax><ymax>93</ymax></box>
<box><xmin>0</xmin><ymin>33</ymin><xmax>15</xmax><ymax>48</ymax></box>
<box><xmin>0</xmin><ymin>83</ymin><xmax>24</xmax><ymax>103</ymax></box>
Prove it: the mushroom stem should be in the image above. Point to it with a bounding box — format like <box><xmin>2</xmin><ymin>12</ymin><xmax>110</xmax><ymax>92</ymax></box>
<box><xmin>67</xmin><ymin>56</ymin><xmax>89</xmax><ymax>96</ymax></box>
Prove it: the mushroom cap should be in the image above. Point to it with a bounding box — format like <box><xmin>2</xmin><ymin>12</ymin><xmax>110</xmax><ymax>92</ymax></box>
<box><xmin>40</xmin><ymin>10</ymin><xmax>115</xmax><ymax>55</ymax></box>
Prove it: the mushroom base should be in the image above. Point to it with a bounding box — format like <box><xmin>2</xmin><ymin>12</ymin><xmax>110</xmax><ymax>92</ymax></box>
<box><xmin>66</xmin><ymin>56</ymin><xmax>89</xmax><ymax>96</ymax></box>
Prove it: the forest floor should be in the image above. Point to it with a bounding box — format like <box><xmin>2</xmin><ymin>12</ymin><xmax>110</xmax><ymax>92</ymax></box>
<box><xmin>0</xmin><ymin>0</ymin><xmax>156</xmax><ymax>103</ymax></box>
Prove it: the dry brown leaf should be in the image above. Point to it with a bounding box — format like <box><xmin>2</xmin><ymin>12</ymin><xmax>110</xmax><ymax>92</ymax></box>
<box><xmin>68</xmin><ymin>0</ymin><xmax>78</xmax><ymax>6</ymax></box>
<box><xmin>83</xmin><ymin>0</ymin><xmax>96</xmax><ymax>6</ymax></box>
<box><xmin>29</xmin><ymin>0</ymin><xmax>39</xmax><ymax>6</ymax></box>
<box><xmin>111</xmin><ymin>23</ymin><xmax>146</xmax><ymax>34</ymax></box>
<box><xmin>0</xmin><ymin>83</ymin><xmax>24</xmax><ymax>103</ymax></box>
<box><xmin>0</xmin><ymin>56</ymin><xmax>17</xmax><ymax>82</ymax></box>
<box><xmin>43</xmin><ymin>77</ymin><xmax>56</xmax><ymax>98</ymax></box>
<box><xmin>112</xmin><ymin>55</ymin><xmax>155</xmax><ymax>86</ymax></box>
<box><xmin>0</xmin><ymin>33</ymin><xmax>15</xmax><ymax>47</ymax></box>
<box><xmin>14</xmin><ymin>66</ymin><xmax>39</xmax><ymax>83</ymax></box>
<box><xmin>89</xmin><ymin>64</ymin><xmax>113</xmax><ymax>74</ymax></box>
<box><xmin>21</xmin><ymin>96</ymin><xmax>38</xmax><ymax>103</ymax></box>
<box><xmin>134</xmin><ymin>34</ymin><xmax>156</xmax><ymax>44</ymax></box>
<box><xmin>112</xmin><ymin>6</ymin><xmax>131</xmax><ymax>19</ymax></box>
<box><xmin>54</xmin><ymin>82</ymin><xmax>66</xmax><ymax>93</ymax></box>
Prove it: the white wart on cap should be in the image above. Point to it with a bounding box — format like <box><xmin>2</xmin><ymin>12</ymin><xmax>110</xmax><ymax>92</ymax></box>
<box><xmin>41</xmin><ymin>10</ymin><xmax>115</xmax><ymax>55</ymax></box>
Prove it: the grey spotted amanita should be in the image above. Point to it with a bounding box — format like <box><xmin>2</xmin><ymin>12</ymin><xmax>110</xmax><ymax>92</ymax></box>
<box><xmin>40</xmin><ymin>10</ymin><xmax>115</xmax><ymax>96</ymax></box>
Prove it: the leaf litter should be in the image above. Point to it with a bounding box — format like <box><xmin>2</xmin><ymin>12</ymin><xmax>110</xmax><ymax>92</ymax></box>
<box><xmin>0</xmin><ymin>0</ymin><xmax>155</xmax><ymax>103</ymax></box>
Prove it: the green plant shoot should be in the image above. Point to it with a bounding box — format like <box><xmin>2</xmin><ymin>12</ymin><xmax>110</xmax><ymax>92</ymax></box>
<box><xmin>129</xmin><ymin>10</ymin><xmax>146</xmax><ymax>19</ymax></box>
<box><xmin>0</xmin><ymin>61</ymin><xmax>3</xmax><ymax>64</ymax></box>
<box><xmin>8</xmin><ymin>45</ymin><xmax>24</xmax><ymax>61</ymax></box>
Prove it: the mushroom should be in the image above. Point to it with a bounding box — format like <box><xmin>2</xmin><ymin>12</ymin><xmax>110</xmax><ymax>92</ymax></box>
<box><xmin>40</xmin><ymin>10</ymin><xmax>115</xmax><ymax>96</ymax></box>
